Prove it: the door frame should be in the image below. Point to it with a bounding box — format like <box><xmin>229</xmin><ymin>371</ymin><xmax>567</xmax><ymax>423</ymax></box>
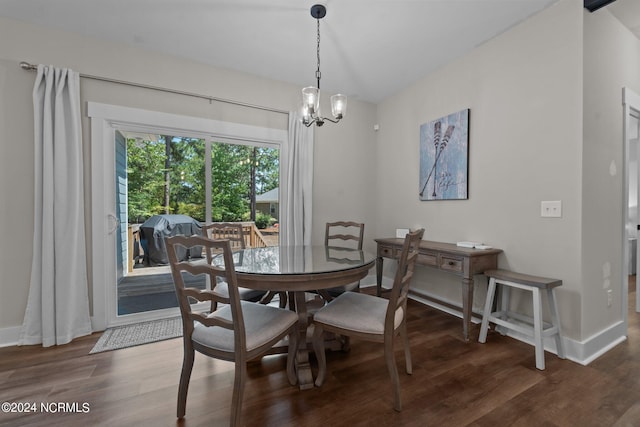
<box><xmin>623</xmin><ymin>88</ymin><xmax>640</xmax><ymax>327</ymax></box>
<box><xmin>88</xmin><ymin>102</ymin><xmax>288</xmax><ymax>330</ymax></box>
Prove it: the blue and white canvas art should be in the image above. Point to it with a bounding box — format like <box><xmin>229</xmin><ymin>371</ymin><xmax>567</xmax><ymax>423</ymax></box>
<box><xmin>419</xmin><ymin>109</ymin><xmax>469</xmax><ymax>201</ymax></box>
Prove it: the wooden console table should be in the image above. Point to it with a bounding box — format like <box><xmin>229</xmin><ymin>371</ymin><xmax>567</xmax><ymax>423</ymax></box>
<box><xmin>375</xmin><ymin>238</ymin><xmax>502</xmax><ymax>341</ymax></box>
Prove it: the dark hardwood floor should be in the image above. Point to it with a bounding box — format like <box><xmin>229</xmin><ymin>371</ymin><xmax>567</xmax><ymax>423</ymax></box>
<box><xmin>2</xmin><ymin>283</ymin><xmax>640</xmax><ymax>426</ymax></box>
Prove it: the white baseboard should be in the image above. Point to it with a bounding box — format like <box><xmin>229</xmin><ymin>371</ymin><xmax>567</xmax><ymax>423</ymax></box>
<box><xmin>499</xmin><ymin>320</ymin><xmax>627</xmax><ymax>366</ymax></box>
<box><xmin>408</xmin><ymin>288</ymin><xmax>483</xmax><ymax>324</ymax></box>
<box><xmin>407</xmin><ymin>291</ymin><xmax>628</xmax><ymax>366</ymax></box>
<box><xmin>567</xmin><ymin>320</ymin><xmax>627</xmax><ymax>365</ymax></box>
<box><xmin>0</xmin><ymin>326</ymin><xmax>21</xmax><ymax>348</ymax></box>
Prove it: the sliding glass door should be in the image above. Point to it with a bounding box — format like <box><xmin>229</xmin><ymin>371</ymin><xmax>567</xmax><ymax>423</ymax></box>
<box><xmin>115</xmin><ymin>131</ymin><xmax>280</xmax><ymax>321</ymax></box>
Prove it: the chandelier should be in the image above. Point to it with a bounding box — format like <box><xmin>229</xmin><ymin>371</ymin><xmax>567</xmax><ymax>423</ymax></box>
<box><xmin>301</xmin><ymin>4</ymin><xmax>346</xmax><ymax>127</ymax></box>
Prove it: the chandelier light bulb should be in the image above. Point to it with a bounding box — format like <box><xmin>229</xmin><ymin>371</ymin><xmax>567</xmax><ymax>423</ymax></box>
<box><xmin>330</xmin><ymin>94</ymin><xmax>346</xmax><ymax>119</ymax></box>
<box><xmin>302</xmin><ymin>86</ymin><xmax>320</xmax><ymax>115</ymax></box>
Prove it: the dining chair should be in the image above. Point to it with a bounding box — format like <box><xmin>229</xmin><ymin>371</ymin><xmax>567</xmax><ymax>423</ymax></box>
<box><xmin>202</xmin><ymin>222</ymin><xmax>248</xmax><ymax>246</ymax></box>
<box><xmin>201</xmin><ymin>222</ymin><xmax>267</xmax><ymax>307</ymax></box>
<box><xmin>312</xmin><ymin>228</ymin><xmax>424</xmax><ymax>411</ymax></box>
<box><xmin>166</xmin><ymin>234</ymin><xmax>298</xmax><ymax>427</ymax></box>
<box><xmin>322</xmin><ymin>221</ymin><xmax>365</xmax><ymax>299</ymax></box>
<box><xmin>325</xmin><ymin>221</ymin><xmax>365</xmax><ymax>249</ymax></box>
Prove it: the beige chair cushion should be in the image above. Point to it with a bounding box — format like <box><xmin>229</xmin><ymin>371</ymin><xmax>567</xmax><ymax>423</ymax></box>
<box><xmin>313</xmin><ymin>292</ymin><xmax>404</xmax><ymax>335</ymax></box>
<box><xmin>192</xmin><ymin>301</ymin><xmax>297</xmax><ymax>352</ymax></box>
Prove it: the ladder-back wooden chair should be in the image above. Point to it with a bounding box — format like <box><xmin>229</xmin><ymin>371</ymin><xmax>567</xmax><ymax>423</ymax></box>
<box><xmin>166</xmin><ymin>234</ymin><xmax>298</xmax><ymax>427</ymax></box>
<box><xmin>202</xmin><ymin>222</ymin><xmax>247</xmax><ymax>248</ymax></box>
<box><xmin>322</xmin><ymin>221</ymin><xmax>365</xmax><ymax>299</ymax></box>
<box><xmin>201</xmin><ymin>222</ymin><xmax>266</xmax><ymax>307</ymax></box>
<box><xmin>312</xmin><ymin>228</ymin><xmax>424</xmax><ymax>411</ymax></box>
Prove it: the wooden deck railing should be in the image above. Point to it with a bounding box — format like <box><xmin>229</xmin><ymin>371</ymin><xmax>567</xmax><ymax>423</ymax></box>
<box><xmin>200</xmin><ymin>221</ymin><xmax>272</xmax><ymax>247</ymax></box>
<box><xmin>239</xmin><ymin>222</ymin><xmax>270</xmax><ymax>248</ymax></box>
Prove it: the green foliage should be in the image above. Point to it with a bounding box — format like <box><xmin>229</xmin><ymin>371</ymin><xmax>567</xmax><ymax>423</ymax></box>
<box><xmin>126</xmin><ymin>135</ymin><xmax>278</xmax><ymax>224</ymax></box>
<box><xmin>255</xmin><ymin>212</ymin><xmax>274</xmax><ymax>229</ymax></box>
<box><xmin>175</xmin><ymin>202</ymin><xmax>205</xmax><ymax>220</ymax></box>
<box><xmin>126</xmin><ymin>138</ymin><xmax>167</xmax><ymax>223</ymax></box>
<box><xmin>169</xmin><ymin>137</ymin><xmax>206</xmax><ymax>221</ymax></box>
<box><xmin>211</xmin><ymin>143</ymin><xmax>251</xmax><ymax>222</ymax></box>
<box><xmin>253</xmin><ymin>147</ymin><xmax>280</xmax><ymax>195</ymax></box>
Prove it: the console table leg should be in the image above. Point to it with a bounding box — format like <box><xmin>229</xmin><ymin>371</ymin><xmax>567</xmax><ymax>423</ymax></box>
<box><xmin>461</xmin><ymin>277</ymin><xmax>474</xmax><ymax>342</ymax></box>
<box><xmin>376</xmin><ymin>256</ymin><xmax>384</xmax><ymax>297</ymax></box>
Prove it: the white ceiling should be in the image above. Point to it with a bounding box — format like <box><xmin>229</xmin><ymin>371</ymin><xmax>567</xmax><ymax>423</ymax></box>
<box><xmin>1</xmin><ymin>0</ymin><xmax>635</xmax><ymax>103</ymax></box>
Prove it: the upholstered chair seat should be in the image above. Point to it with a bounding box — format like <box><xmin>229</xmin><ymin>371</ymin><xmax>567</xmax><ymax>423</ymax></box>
<box><xmin>192</xmin><ymin>301</ymin><xmax>297</xmax><ymax>352</ymax></box>
<box><xmin>312</xmin><ymin>292</ymin><xmax>404</xmax><ymax>335</ymax></box>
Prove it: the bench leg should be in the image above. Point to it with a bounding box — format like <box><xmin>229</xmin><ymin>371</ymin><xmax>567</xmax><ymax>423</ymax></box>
<box><xmin>547</xmin><ymin>288</ymin><xmax>565</xmax><ymax>359</ymax></box>
<box><xmin>478</xmin><ymin>278</ymin><xmax>496</xmax><ymax>343</ymax></box>
<box><xmin>495</xmin><ymin>284</ymin><xmax>511</xmax><ymax>336</ymax></box>
<box><xmin>532</xmin><ymin>287</ymin><xmax>545</xmax><ymax>370</ymax></box>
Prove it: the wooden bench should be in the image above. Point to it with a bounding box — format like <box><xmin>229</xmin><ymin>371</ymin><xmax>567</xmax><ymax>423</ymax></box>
<box><xmin>478</xmin><ymin>269</ymin><xmax>565</xmax><ymax>370</ymax></box>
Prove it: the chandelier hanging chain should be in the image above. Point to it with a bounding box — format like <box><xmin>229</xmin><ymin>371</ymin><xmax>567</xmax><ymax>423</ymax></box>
<box><xmin>316</xmin><ymin>18</ymin><xmax>321</xmax><ymax>90</ymax></box>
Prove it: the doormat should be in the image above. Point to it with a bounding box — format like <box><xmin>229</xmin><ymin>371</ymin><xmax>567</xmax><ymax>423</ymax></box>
<box><xmin>90</xmin><ymin>317</ymin><xmax>182</xmax><ymax>354</ymax></box>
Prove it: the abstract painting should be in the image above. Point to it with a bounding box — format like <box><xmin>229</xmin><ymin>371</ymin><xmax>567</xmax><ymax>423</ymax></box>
<box><xmin>419</xmin><ymin>109</ymin><xmax>469</xmax><ymax>200</ymax></box>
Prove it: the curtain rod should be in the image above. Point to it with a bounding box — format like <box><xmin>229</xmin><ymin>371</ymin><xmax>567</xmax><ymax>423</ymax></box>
<box><xmin>19</xmin><ymin>61</ymin><xmax>289</xmax><ymax>116</ymax></box>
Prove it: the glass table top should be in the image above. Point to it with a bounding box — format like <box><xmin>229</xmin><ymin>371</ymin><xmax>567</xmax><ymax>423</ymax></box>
<box><xmin>212</xmin><ymin>245</ymin><xmax>376</xmax><ymax>275</ymax></box>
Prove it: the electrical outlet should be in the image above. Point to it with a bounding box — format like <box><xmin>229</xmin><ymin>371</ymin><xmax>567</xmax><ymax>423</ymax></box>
<box><xmin>607</xmin><ymin>289</ymin><xmax>613</xmax><ymax>307</ymax></box>
<box><xmin>541</xmin><ymin>200</ymin><xmax>562</xmax><ymax>218</ymax></box>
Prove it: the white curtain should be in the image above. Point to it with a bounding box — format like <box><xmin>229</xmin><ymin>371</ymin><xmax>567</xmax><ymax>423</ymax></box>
<box><xmin>280</xmin><ymin>112</ymin><xmax>314</xmax><ymax>246</ymax></box>
<box><xmin>20</xmin><ymin>65</ymin><xmax>92</xmax><ymax>347</ymax></box>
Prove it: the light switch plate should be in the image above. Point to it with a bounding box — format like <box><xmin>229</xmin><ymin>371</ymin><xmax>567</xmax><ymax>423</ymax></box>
<box><xmin>541</xmin><ymin>200</ymin><xmax>562</xmax><ymax>218</ymax></box>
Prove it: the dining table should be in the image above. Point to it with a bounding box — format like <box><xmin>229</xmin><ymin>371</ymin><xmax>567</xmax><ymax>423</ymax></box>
<box><xmin>213</xmin><ymin>244</ymin><xmax>376</xmax><ymax>390</ymax></box>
